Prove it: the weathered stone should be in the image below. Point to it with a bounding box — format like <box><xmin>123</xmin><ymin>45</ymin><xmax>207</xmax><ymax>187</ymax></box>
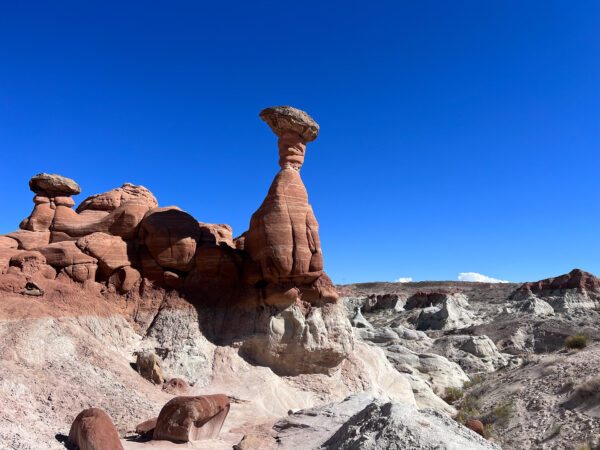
<box><xmin>153</xmin><ymin>395</ymin><xmax>230</xmax><ymax>442</ymax></box>
<box><xmin>273</xmin><ymin>394</ymin><xmax>498</xmax><ymax>450</ymax></box>
<box><xmin>29</xmin><ymin>173</ymin><xmax>81</xmax><ymax>196</ymax></box>
<box><xmin>0</xmin><ymin>236</ymin><xmax>18</xmax><ymax>249</ymax></box>
<box><xmin>416</xmin><ymin>294</ymin><xmax>474</xmax><ymax>331</ymax></box>
<box><xmin>108</xmin><ymin>266</ymin><xmax>141</xmax><ymax>293</ymax></box>
<box><xmin>4</xmin><ymin>230</ymin><xmax>50</xmax><ymax>250</ymax></box>
<box><xmin>67</xmin><ymin>408</ymin><xmax>123</xmax><ymax>450</ymax></box>
<box><xmin>136</xmin><ymin>351</ymin><xmax>164</xmax><ymax>385</ymax></box>
<box><xmin>36</xmin><ymin>241</ymin><xmax>97</xmax><ymax>267</ymax></box>
<box><xmin>139</xmin><ymin>207</ymin><xmax>200</xmax><ymax>272</ymax></box>
<box><xmin>466</xmin><ymin>419</ymin><xmax>486</xmax><ymax>438</ymax></box>
<box><xmin>240</xmin><ymin>301</ymin><xmax>353</xmax><ymax>375</ymax></box>
<box><xmin>134</xmin><ymin>417</ymin><xmax>157</xmax><ymax>439</ymax></box>
<box><xmin>22</xmin><ymin>202</ymin><xmax>55</xmax><ymax>231</ymax></box>
<box><xmin>163</xmin><ymin>378</ymin><xmax>190</xmax><ymax>395</ymax></box>
<box><xmin>76</xmin><ymin>232</ymin><xmax>131</xmax><ymax>276</ymax></box>
<box><xmin>350</xmin><ymin>307</ymin><xmax>373</xmax><ymax>329</ymax></box>
<box><xmin>76</xmin><ymin>182</ymin><xmax>158</xmax><ymax>213</ymax></box>
<box><xmin>63</xmin><ymin>262</ymin><xmax>98</xmax><ymax>283</ymax></box>
<box><xmin>259</xmin><ymin>106</ymin><xmax>319</xmax><ymax>143</ymax></box>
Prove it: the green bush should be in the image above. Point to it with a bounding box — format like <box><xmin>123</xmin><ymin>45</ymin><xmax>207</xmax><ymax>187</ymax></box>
<box><xmin>565</xmin><ymin>334</ymin><xmax>590</xmax><ymax>349</ymax></box>
<box><xmin>444</xmin><ymin>387</ymin><xmax>463</xmax><ymax>403</ymax></box>
<box><xmin>492</xmin><ymin>399</ymin><xmax>515</xmax><ymax>425</ymax></box>
<box><xmin>463</xmin><ymin>374</ymin><xmax>484</xmax><ymax>389</ymax></box>
<box><xmin>455</xmin><ymin>395</ymin><xmax>481</xmax><ymax>424</ymax></box>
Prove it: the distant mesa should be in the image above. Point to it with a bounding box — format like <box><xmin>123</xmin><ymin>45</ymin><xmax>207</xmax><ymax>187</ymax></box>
<box><xmin>513</xmin><ymin>268</ymin><xmax>600</xmax><ymax>310</ymax></box>
<box><xmin>517</xmin><ymin>268</ymin><xmax>600</xmax><ymax>293</ymax></box>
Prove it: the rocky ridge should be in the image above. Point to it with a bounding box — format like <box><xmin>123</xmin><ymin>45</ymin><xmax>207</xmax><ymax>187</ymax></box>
<box><xmin>339</xmin><ymin>271</ymin><xmax>600</xmax><ymax>449</ymax></box>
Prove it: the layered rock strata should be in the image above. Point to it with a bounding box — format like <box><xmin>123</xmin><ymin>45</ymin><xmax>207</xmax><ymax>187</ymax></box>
<box><xmin>0</xmin><ymin>106</ymin><xmax>352</xmax><ymax>377</ymax></box>
<box><xmin>512</xmin><ymin>268</ymin><xmax>600</xmax><ymax>309</ymax></box>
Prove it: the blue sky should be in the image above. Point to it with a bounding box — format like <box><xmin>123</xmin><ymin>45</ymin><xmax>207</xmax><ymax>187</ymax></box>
<box><xmin>1</xmin><ymin>1</ymin><xmax>599</xmax><ymax>284</ymax></box>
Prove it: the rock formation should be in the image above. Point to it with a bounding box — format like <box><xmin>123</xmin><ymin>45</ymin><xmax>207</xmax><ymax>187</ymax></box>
<box><xmin>466</xmin><ymin>419</ymin><xmax>486</xmax><ymax>438</ymax></box>
<box><xmin>512</xmin><ymin>268</ymin><xmax>600</xmax><ymax>309</ymax></box>
<box><xmin>272</xmin><ymin>394</ymin><xmax>499</xmax><ymax>449</ymax></box>
<box><xmin>153</xmin><ymin>394</ymin><xmax>230</xmax><ymax>442</ymax></box>
<box><xmin>0</xmin><ymin>106</ymin><xmax>352</xmax><ymax>378</ymax></box>
<box><xmin>68</xmin><ymin>408</ymin><xmax>123</xmax><ymax>450</ymax></box>
<box><xmin>136</xmin><ymin>351</ymin><xmax>164</xmax><ymax>385</ymax></box>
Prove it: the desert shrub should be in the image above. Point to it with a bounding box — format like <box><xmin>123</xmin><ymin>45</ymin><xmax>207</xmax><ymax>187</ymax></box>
<box><xmin>463</xmin><ymin>374</ymin><xmax>484</xmax><ymax>389</ymax></box>
<box><xmin>565</xmin><ymin>334</ymin><xmax>589</xmax><ymax>349</ymax></box>
<box><xmin>483</xmin><ymin>423</ymin><xmax>494</xmax><ymax>438</ymax></box>
<box><xmin>444</xmin><ymin>387</ymin><xmax>463</xmax><ymax>403</ymax></box>
<box><xmin>492</xmin><ymin>398</ymin><xmax>515</xmax><ymax>425</ymax></box>
<box><xmin>456</xmin><ymin>395</ymin><xmax>481</xmax><ymax>424</ymax></box>
<box><xmin>574</xmin><ymin>376</ymin><xmax>600</xmax><ymax>400</ymax></box>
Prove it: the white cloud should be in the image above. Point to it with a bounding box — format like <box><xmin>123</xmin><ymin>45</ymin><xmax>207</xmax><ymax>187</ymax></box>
<box><xmin>395</xmin><ymin>277</ymin><xmax>413</xmax><ymax>283</ymax></box>
<box><xmin>458</xmin><ymin>272</ymin><xmax>508</xmax><ymax>283</ymax></box>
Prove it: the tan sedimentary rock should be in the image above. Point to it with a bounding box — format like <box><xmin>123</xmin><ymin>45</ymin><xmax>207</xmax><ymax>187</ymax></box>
<box><xmin>136</xmin><ymin>351</ymin><xmax>164</xmax><ymax>385</ymax></box>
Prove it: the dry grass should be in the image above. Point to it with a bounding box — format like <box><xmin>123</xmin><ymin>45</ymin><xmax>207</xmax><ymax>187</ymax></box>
<box><xmin>565</xmin><ymin>334</ymin><xmax>590</xmax><ymax>350</ymax></box>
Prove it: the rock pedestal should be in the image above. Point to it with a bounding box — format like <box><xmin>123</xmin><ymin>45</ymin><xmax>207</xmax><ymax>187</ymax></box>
<box><xmin>244</xmin><ymin>106</ymin><xmax>336</xmax><ymax>305</ymax></box>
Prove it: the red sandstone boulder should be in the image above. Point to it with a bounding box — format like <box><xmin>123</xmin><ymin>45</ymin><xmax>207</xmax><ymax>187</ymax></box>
<box><xmin>163</xmin><ymin>378</ymin><xmax>190</xmax><ymax>395</ymax></box>
<box><xmin>76</xmin><ymin>232</ymin><xmax>131</xmax><ymax>276</ymax></box>
<box><xmin>139</xmin><ymin>207</ymin><xmax>200</xmax><ymax>272</ymax></box>
<box><xmin>135</xmin><ymin>417</ymin><xmax>157</xmax><ymax>439</ymax></box>
<box><xmin>465</xmin><ymin>419</ymin><xmax>485</xmax><ymax>438</ymax></box>
<box><xmin>199</xmin><ymin>222</ymin><xmax>234</xmax><ymax>247</ymax></box>
<box><xmin>62</xmin><ymin>263</ymin><xmax>97</xmax><ymax>283</ymax></box>
<box><xmin>4</xmin><ymin>230</ymin><xmax>50</xmax><ymax>250</ymax></box>
<box><xmin>0</xmin><ymin>248</ymin><xmax>21</xmax><ymax>274</ymax></box>
<box><xmin>0</xmin><ymin>236</ymin><xmax>18</xmax><ymax>249</ymax></box>
<box><xmin>153</xmin><ymin>395</ymin><xmax>230</xmax><ymax>442</ymax></box>
<box><xmin>76</xmin><ymin>182</ymin><xmax>158</xmax><ymax>213</ymax></box>
<box><xmin>36</xmin><ymin>241</ymin><xmax>97</xmax><ymax>267</ymax></box>
<box><xmin>22</xmin><ymin>202</ymin><xmax>54</xmax><ymax>231</ymax></box>
<box><xmin>9</xmin><ymin>251</ymin><xmax>55</xmax><ymax>279</ymax></box>
<box><xmin>52</xmin><ymin>203</ymin><xmax>150</xmax><ymax>239</ymax></box>
<box><xmin>67</xmin><ymin>408</ymin><xmax>123</xmax><ymax>450</ymax></box>
<box><xmin>108</xmin><ymin>266</ymin><xmax>141</xmax><ymax>293</ymax></box>
<box><xmin>517</xmin><ymin>268</ymin><xmax>600</xmax><ymax>293</ymax></box>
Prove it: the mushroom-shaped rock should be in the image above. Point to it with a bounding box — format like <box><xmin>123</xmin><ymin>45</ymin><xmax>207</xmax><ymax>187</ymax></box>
<box><xmin>259</xmin><ymin>106</ymin><xmax>319</xmax><ymax>142</ymax></box>
<box><xmin>139</xmin><ymin>207</ymin><xmax>200</xmax><ymax>272</ymax></box>
<box><xmin>77</xmin><ymin>182</ymin><xmax>158</xmax><ymax>213</ymax></box>
<box><xmin>259</xmin><ymin>106</ymin><xmax>318</xmax><ymax>170</ymax></box>
<box><xmin>244</xmin><ymin>106</ymin><xmax>337</xmax><ymax>304</ymax></box>
<box><xmin>153</xmin><ymin>395</ymin><xmax>230</xmax><ymax>442</ymax></box>
<box><xmin>136</xmin><ymin>351</ymin><xmax>164</xmax><ymax>385</ymax></box>
<box><xmin>29</xmin><ymin>173</ymin><xmax>81</xmax><ymax>196</ymax></box>
<box><xmin>68</xmin><ymin>408</ymin><xmax>123</xmax><ymax>450</ymax></box>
